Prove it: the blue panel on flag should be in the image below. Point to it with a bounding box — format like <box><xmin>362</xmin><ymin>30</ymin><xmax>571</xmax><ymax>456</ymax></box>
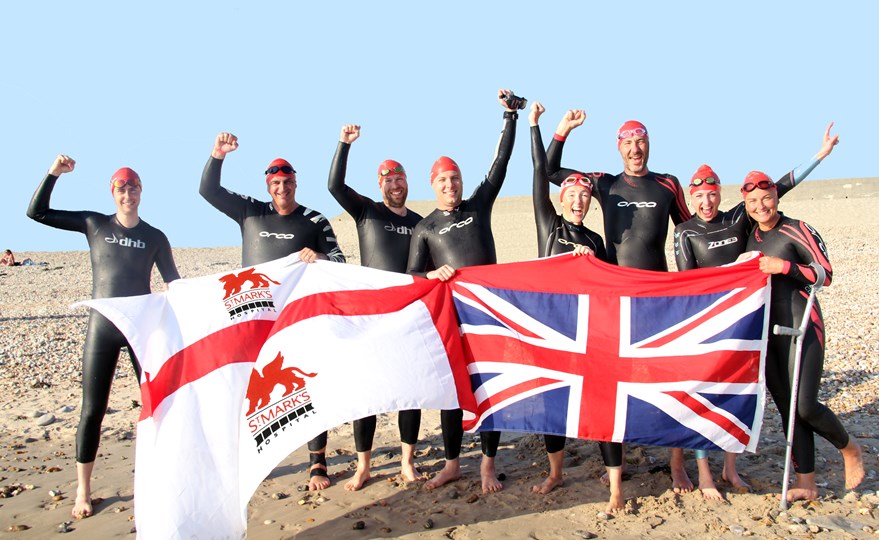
<box><xmin>477</xmin><ymin>387</ymin><xmax>570</xmax><ymax>435</ymax></box>
<box><xmin>454</xmin><ymin>299</ymin><xmax>508</xmax><ymax>329</ymax></box>
<box><xmin>699</xmin><ymin>393</ymin><xmax>758</xmax><ymax>427</ymax></box>
<box><xmin>483</xmin><ymin>287</ymin><xmax>580</xmax><ymax>340</ymax></box>
<box><xmin>623</xmin><ymin>396</ymin><xmax>724</xmax><ymax>451</ymax></box>
<box><xmin>629</xmin><ymin>291</ymin><xmax>730</xmax><ymax>341</ymax></box>
<box><xmin>470</xmin><ymin>371</ymin><xmax>502</xmax><ymax>390</ymax></box>
<box><xmin>703</xmin><ymin>306</ymin><xmax>766</xmax><ymax>343</ymax></box>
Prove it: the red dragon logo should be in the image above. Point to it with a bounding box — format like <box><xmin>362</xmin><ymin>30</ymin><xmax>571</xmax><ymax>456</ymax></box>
<box><xmin>245</xmin><ymin>352</ymin><xmax>317</xmax><ymax>416</ymax></box>
<box><xmin>219</xmin><ymin>268</ymin><xmax>281</xmax><ymax>298</ymax></box>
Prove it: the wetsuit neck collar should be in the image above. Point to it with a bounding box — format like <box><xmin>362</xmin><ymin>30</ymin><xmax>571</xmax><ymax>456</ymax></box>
<box><xmin>114</xmin><ymin>213</ymin><xmax>141</xmax><ymax>229</ymax></box>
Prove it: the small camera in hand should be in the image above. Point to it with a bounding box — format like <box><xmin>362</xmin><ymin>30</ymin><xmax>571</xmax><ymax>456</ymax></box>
<box><xmin>502</xmin><ymin>93</ymin><xmax>527</xmax><ymax>110</ymax></box>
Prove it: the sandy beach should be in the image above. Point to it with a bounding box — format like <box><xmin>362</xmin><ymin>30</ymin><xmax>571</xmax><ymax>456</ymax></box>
<box><xmin>2</xmin><ymin>177</ymin><xmax>878</xmax><ymax>539</ymax></box>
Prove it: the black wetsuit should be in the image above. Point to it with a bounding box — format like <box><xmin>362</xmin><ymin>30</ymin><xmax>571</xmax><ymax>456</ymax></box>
<box><xmin>747</xmin><ymin>214</ymin><xmax>847</xmax><ymax>474</ymax></box>
<box><xmin>328</xmin><ymin>141</ymin><xmax>423</xmax><ymax>452</ymax></box>
<box><xmin>674</xmin><ymin>160</ymin><xmax>818</xmax><ymax>270</ymax></box>
<box><xmin>27</xmin><ymin>174</ymin><xmax>180</xmax><ymax>463</ymax></box>
<box><xmin>200</xmin><ymin>157</ymin><xmax>345</xmax><ymax>267</ymax></box>
<box><xmin>532</xmin><ymin>125</ymin><xmax>621</xmax><ymax>467</ymax></box>
<box><xmin>546</xmin><ymin>137</ymin><xmax>690</xmax><ymax>271</ymax></box>
<box><xmin>201</xmin><ymin>156</ymin><xmax>345</xmax><ymax>457</ymax></box>
<box><xmin>407</xmin><ymin>110</ymin><xmax>517</xmax><ymax>460</ymax></box>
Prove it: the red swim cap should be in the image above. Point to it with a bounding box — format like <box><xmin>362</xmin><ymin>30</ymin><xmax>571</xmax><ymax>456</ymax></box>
<box><xmin>377</xmin><ymin>159</ymin><xmax>406</xmax><ymax>180</ymax></box>
<box><xmin>617</xmin><ymin>120</ymin><xmax>648</xmax><ymax>146</ymax></box>
<box><xmin>265</xmin><ymin>158</ymin><xmax>296</xmax><ymax>183</ymax></box>
<box><xmin>559</xmin><ymin>173</ymin><xmax>592</xmax><ymax>202</ymax></box>
<box><xmin>110</xmin><ymin>167</ymin><xmax>141</xmax><ymax>191</ymax></box>
<box><xmin>689</xmin><ymin>164</ymin><xmax>721</xmax><ymax>194</ymax></box>
<box><xmin>430</xmin><ymin>156</ymin><xmax>460</xmax><ymax>184</ymax></box>
<box><xmin>741</xmin><ymin>170</ymin><xmax>777</xmax><ymax>194</ymax></box>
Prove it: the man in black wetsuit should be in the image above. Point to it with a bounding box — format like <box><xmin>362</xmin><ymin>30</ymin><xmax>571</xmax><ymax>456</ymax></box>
<box><xmin>327</xmin><ymin>123</ymin><xmax>424</xmax><ymax>491</ymax></box>
<box><xmin>27</xmin><ymin>155</ymin><xmax>180</xmax><ymax>519</ymax></box>
<box><xmin>546</xmin><ymin>109</ymin><xmax>691</xmax><ymax>492</ymax></box>
<box><xmin>200</xmin><ymin>132</ymin><xmax>345</xmax><ymax>491</ymax></box>
<box><xmin>742</xmin><ymin>172</ymin><xmax>864</xmax><ymax>501</ymax></box>
<box><xmin>530</xmin><ymin>102</ymin><xmax>627</xmax><ymax>514</ymax></box>
<box><xmin>407</xmin><ymin>89</ymin><xmax>519</xmax><ymax>494</ymax></box>
<box><xmin>672</xmin><ymin>124</ymin><xmax>840</xmax><ymax>499</ymax></box>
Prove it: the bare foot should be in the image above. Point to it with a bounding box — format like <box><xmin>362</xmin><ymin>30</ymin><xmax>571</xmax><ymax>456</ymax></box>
<box><xmin>344</xmin><ymin>468</ymin><xmax>371</xmax><ymax>491</ymax></box>
<box><xmin>400</xmin><ymin>462</ymin><xmax>427</xmax><ymax>483</ymax></box>
<box><xmin>425</xmin><ymin>460</ymin><xmax>461</xmax><ymax>491</ymax></box>
<box><xmin>700</xmin><ymin>486</ymin><xmax>724</xmax><ymax>501</ymax></box>
<box><xmin>841</xmin><ymin>439</ymin><xmax>865</xmax><ymax>490</ymax></box>
<box><xmin>72</xmin><ymin>494</ymin><xmax>92</xmax><ymax>519</ymax></box>
<box><xmin>308</xmin><ymin>469</ymin><xmax>331</xmax><ymax>491</ymax></box>
<box><xmin>721</xmin><ymin>452</ymin><xmax>750</xmax><ymax>493</ymax></box>
<box><xmin>670</xmin><ymin>449</ymin><xmax>693</xmax><ymax>493</ymax></box>
<box><xmin>532</xmin><ymin>476</ymin><xmax>564</xmax><ymax>494</ymax></box>
<box><xmin>480</xmin><ymin>457</ymin><xmax>503</xmax><ymax>494</ymax></box>
<box><xmin>786</xmin><ymin>472</ymin><xmax>818</xmax><ymax>502</ymax></box>
<box><xmin>605</xmin><ymin>491</ymin><xmax>625</xmax><ymax>514</ymax></box>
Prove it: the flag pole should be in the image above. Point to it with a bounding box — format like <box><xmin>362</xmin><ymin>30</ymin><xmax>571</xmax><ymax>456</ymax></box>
<box><xmin>773</xmin><ymin>262</ymin><xmax>826</xmax><ymax>510</ymax></box>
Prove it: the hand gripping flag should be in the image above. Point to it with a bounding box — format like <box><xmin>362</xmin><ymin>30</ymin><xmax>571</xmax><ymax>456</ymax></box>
<box><xmin>82</xmin><ymin>254</ymin><xmax>475</xmax><ymax>540</ymax></box>
<box><xmin>450</xmin><ymin>254</ymin><xmax>769</xmax><ymax>454</ymax></box>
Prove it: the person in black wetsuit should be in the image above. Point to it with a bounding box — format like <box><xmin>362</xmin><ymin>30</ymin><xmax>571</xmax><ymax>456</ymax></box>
<box><xmin>546</xmin><ymin>109</ymin><xmax>691</xmax><ymax>493</ymax></box>
<box><xmin>407</xmin><ymin>89</ymin><xmax>520</xmax><ymax>494</ymax></box>
<box><xmin>530</xmin><ymin>102</ymin><xmax>627</xmax><ymax>513</ymax></box>
<box><xmin>742</xmin><ymin>172</ymin><xmax>864</xmax><ymax>502</ymax></box>
<box><xmin>27</xmin><ymin>155</ymin><xmax>180</xmax><ymax>519</ymax></box>
<box><xmin>547</xmin><ymin>111</ymin><xmax>690</xmax><ymax>271</ymax></box>
<box><xmin>200</xmin><ymin>132</ymin><xmax>345</xmax><ymax>491</ymax></box>
<box><xmin>327</xmin><ymin>123</ymin><xmax>424</xmax><ymax>491</ymax></box>
<box><xmin>672</xmin><ymin>125</ymin><xmax>840</xmax><ymax>500</ymax></box>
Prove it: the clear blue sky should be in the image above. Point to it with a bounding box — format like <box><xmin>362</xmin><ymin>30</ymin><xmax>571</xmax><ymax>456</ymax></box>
<box><xmin>3</xmin><ymin>2</ymin><xmax>876</xmax><ymax>252</ymax></box>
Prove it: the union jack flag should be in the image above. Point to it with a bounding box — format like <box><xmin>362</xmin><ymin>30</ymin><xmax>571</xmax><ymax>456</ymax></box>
<box><xmin>450</xmin><ymin>254</ymin><xmax>770</xmax><ymax>452</ymax></box>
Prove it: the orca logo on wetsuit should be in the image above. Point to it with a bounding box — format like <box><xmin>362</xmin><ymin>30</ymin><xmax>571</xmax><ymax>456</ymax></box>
<box><xmin>439</xmin><ymin>217</ymin><xmax>474</xmax><ymax>235</ymax></box>
<box><xmin>557</xmin><ymin>238</ymin><xmax>585</xmax><ymax>249</ymax></box>
<box><xmin>707</xmin><ymin>237</ymin><xmax>738</xmax><ymax>250</ymax></box>
<box><xmin>104</xmin><ymin>234</ymin><xmax>145</xmax><ymax>249</ymax></box>
<box><xmin>384</xmin><ymin>224</ymin><xmax>414</xmax><ymax>236</ymax></box>
<box><xmin>617</xmin><ymin>201</ymin><xmax>657</xmax><ymax>208</ymax></box>
<box><xmin>260</xmin><ymin>231</ymin><xmax>295</xmax><ymax>240</ymax></box>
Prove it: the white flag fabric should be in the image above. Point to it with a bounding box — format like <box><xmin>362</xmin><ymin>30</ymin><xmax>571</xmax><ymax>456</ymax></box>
<box><xmin>82</xmin><ymin>254</ymin><xmax>475</xmax><ymax>539</ymax></box>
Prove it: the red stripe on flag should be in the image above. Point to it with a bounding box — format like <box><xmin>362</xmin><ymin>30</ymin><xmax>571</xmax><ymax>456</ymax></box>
<box><xmin>139</xmin><ymin>320</ymin><xmax>274</xmax><ymax>420</ymax></box>
<box><xmin>664</xmin><ymin>390</ymin><xmax>750</xmax><ymax>445</ymax></box>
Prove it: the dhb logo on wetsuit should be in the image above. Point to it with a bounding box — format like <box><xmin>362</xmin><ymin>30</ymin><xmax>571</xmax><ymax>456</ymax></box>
<box><xmin>104</xmin><ymin>234</ymin><xmax>145</xmax><ymax>249</ymax></box>
<box><xmin>439</xmin><ymin>217</ymin><xmax>474</xmax><ymax>235</ymax></box>
<box><xmin>384</xmin><ymin>224</ymin><xmax>414</xmax><ymax>236</ymax></box>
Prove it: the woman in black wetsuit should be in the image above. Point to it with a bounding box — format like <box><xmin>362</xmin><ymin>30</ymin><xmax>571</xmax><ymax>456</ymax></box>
<box><xmin>742</xmin><ymin>171</ymin><xmax>863</xmax><ymax>501</ymax></box>
<box><xmin>27</xmin><ymin>155</ymin><xmax>180</xmax><ymax>518</ymax></box>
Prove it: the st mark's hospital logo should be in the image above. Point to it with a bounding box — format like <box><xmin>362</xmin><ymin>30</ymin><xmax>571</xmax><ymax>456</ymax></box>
<box><xmin>245</xmin><ymin>352</ymin><xmax>318</xmax><ymax>451</ymax></box>
<box><xmin>218</xmin><ymin>268</ymin><xmax>281</xmax><ymax>319</ymax></box>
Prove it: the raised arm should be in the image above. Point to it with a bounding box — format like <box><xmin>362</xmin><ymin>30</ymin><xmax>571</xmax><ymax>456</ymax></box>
<box><xmin>546</xmin><ymin>109</ymin><xmax>587</xmax><ymax>185</ymax></box>
<box><xmin>27</xmin><ymin>155</ymin><xmax>91</xmax><ymax>233</ymax></box>
<box><xmin>200</xmin><ymin>132</ymin><xmax>250</xmax><ymax>219</ymax></box>
<box><xmin>530</xmin><ymin>102</ymin><xmax>557</xmax><ymax>244</ymax></box>
<box><xmin>327</xmin><ymin>124</ymin><xmax>369</xmax><ymax>218</ymax></box>
<box><xmin>471</xmin><ymin>89</ymin><xmax>519</xmax><ymax>204</ymax></box>
<box><xmin>775</xmin><ymin>122</ymin><xmax>840</xmax><ymax>197</ymax></box>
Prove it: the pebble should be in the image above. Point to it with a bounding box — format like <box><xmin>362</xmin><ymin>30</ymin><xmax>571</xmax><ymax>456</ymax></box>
<box><xmin>448</xmin><ymin>488</ymin><xmax>459</xmax><ymax>500</ymax></box>
<box><xmin>423</xmin><ymin>518</ymin><xmax>434</xmax><ymax>529</ymax></box>
<box><xmin>36</xmin><ymin>413</ymin><xmax>55</xmax><ymax>426</ymax></box>
<box><xmin>728</xmin><ymin>524</ymin><xmax>746</xmax><ymax>535</ymax></box>
<box><xmin>352</xmin><ymin>521</ymin><xmax>365</xmax><ymax>530</ymax></box>
<box><xmin>57</xmin><ymin>521</ymin><xmax>72</xmax><ymax>533</ymax></box>
<box><xmin>573</xmin><ymin>531</ymin><xmax>596</xmax><ymax>539</ymax></box>
<box><xmin>466</xmin><ymin>494</ymin><xmax>479</xmax><ymax>504</ymax></box>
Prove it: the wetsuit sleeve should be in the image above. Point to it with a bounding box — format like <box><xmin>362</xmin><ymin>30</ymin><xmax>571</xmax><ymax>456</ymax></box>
<box><xmin>406</xmin><ymin>226</ymin><xmax>430</xmax><ymax>278</ymax></box>
<box><xmin>531</xmin><ymin>125</ymin><xmax>556</xmax><ymax>247</ymax></box>
<box><xmin>26</xmin><ymin>174</ymin><xmax>89</xmax><ymax>233</ymax></box>
<box><xmin>774</xmin><ymin>156</ymin><xmax>821</xmax><ymax>199</ymax></box>
<box><xmin>673</xmin><ymin>223</ymin><xmax>697</xmax><ymax>271</ymax></box>
<box><xmin>545</xmin><ymin>136</ymin><xmax>584</xmax><ymax>185</ymax></box>
<box><xmin>199</xmin><ymin>156</ymin><xmax>250</xmax><ymax>221</ymax></box>
<box><xmin>327</xmin><ymin>141</ymin><xmax>368</xmax><ymax>219</ymax></box>
<box><xmin>155</xmin><ymin>233</ymin><xmax>181</xmax><ymax>283</ymax></box>
<box><xmin>470</xmin><ymin>111</ymin><xmax>517</xmax><ymax>206</ymax></box>
<box><xmin>668</xmin><ymin>176</ymin><xmax>691</xmax><ymax>225</ymax></box>
<box><xmin>783</xmin><ymin>222</ymin><xmax>833</xmax><ymax>287</ymax></box>
<box><xmin>314</xmin><ymin>217</ymin><xmax>346</xmax><ymax>263</ymax></box>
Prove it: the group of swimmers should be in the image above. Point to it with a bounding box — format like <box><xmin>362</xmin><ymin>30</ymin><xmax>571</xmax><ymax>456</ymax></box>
<box><xmin>26</xmin><ymin>89</ymin><xmax>864</xmax><ymax>519</ymax></box>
